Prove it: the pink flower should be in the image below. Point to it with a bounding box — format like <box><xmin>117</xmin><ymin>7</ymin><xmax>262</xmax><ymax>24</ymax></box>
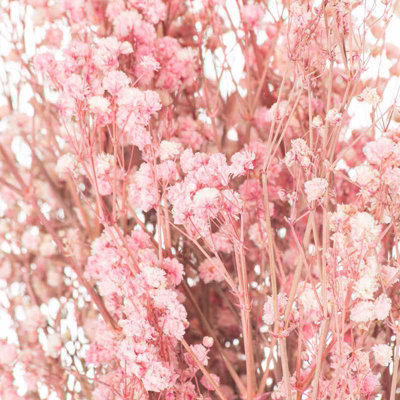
<box><xmin>188</xmin><ymin>344</ymin><xmax>209</xmax><ymax>366</ymax></box>
<box><xmin>304</xmin><ymin>178</ymin><xmax>328</xmax><ymax>202</ymax></box>
<box><xmin>193</xmin><ymin>188</ymin><xmax>220</xmax><ymax>218</ymax></box>
<box><xmin>103</xmin><ymin>70</ymin><xmax>131</xmax><ymax>97</ymax></box>
<box><xmin>113</xmin><ymin>10</ymin><xmax>141</xmax><ymax>38</ymax></box>
<box><xmin>130</xmin><ymin>0</ymin><xmax>166</xmax><ymax>24</ymax></box>
<box><xmin>47</xmin><ymin>333</ymin><xmax>62</xmax><ymax>358</ymax></box>
<box><xmin>200</xmin><ymin>373</ymin><xmax>220</xmax><ymax>391</ymax></box>
<box><xmin>44</xmin><ymin>27</ymin><xmax>63</xmax><ymax>47</ymax></box>
<box><xmin>156</xmin><ymin>160</ymin><xmax>179</xmax><ymax>183</ymax></box>
<box><xmin>162</xmin><ymin>258</ymin><xmax>184</xmax><ymax>286</ymax></box>
<box><xmin>286</xmin><ymin>138</ymin><xmax>312</xmax><ymax>168</ymax></box>
<box><xmin>202</xmin><ymin>336</ymin><xmax>214</xmax><ymax>348</ymax></box>
<box><xmin>141</xmin><ymin>266</ymin><xmax>167</xmax><ymax>288</ymax></box>
<box><xmin>160</xmin><ymin>140</ymin><xmax>183</xmax><ymax>161</ymax></box>
<box><xmin>88</xmin><ymin>96</ymin><xmax>110</xmax><ymax>113</ymax></box>
<box><xmin>129</xmin><ymin>163</ymin><xmax>159</xmax><ymax>211</ymax></box>
<box><xmin>350</xmin><ymin>300</ymin><xmax>375</xmax><ymax>323</ymax></box>
<box><xmin>241</xmin><ymin>4</ymin><xmax>264</xmax><ymax>28</ymax></box>
<box><xmin>56</xmin><ymin>153</ymin><xmax>78</xmax><ymax>178</ymax></box>
<box><xmin>358</xmin><ymin>87</ymin><xmax>380</xmax><ymax>105</ymax></box>
<box><xmin>0</xmin><ymin>341</ymin><xmax>17</xmax><ymax>365</ymax></box>
<box><xmin>349</xmin><ymin>212</ymin><xmax>381</xmax><ymax>245</ymax></box>
<box><xmin>93</xmin><ymin>37</ymin><xmax>132</xmax><ymax>71</ymax></box>
<box><xmin>143</xmin><ymin>361</ymin><xmax>176</xmax><ymax>392</ymax></box>
<box><xmin>262</xmin><ymin>296</ymin><xmax>275</xmax><ymax>326</ymax></box>
<box><xmin>58</xmin><ymin>94</ymin><xmax>76</xmax><ymax>118</ymax></box>
<box><xmin>230</xmin><ymin>150</ymin><xmax>255</xmax><ymax>177</ymax></box>
<box><xmin>353</xmin><ymin>275</ymin><xmax>378</xmax><ymax>300</ymax></box>
<box><xmin>97</xmin><ymin>178</ymin><xmax>112</xmax><ymax>196</ymax></box>
<box><xmin>363</xmin><ymin>137</ymin><xmax>395</xmax><ymax>165</ymax></box>
<box><xmin>63</xmin><ymin>74</ymin><xmax>88</xmax><ymax>101</ymax></box>
<box><xmin>354</xmin><ymin>165</ymin><xmax>379</xmax><ymax>189</ymax></box>
<box><xmin>326</xmin><ymin>108</ymin><xmax>342</xmax><ymax>125</ymax></box>
<box><xmin>138</xmin><ymin>55</ymin><xmax>160</xmax><ymax>72</ymax></box>
<box><xmin>33</xmin><ymin>52</ymin><xmax>56</xmax><ymax>74</ymax></box>
<box><xmin>361</xmin><ymin>373</ymin><xmax>380</xmax><ymax>395</ymax></box>
<box><xmin>372</xmin><ymin>343</ymin><xmax>392</xmax><ymax>366</ymax></box>
<box><xmin>374</xmin><ymin>293</ymin><xmax>391</xmax><ymax>320</ymax></box>
<box><xmin>198</xmin><ymin>258</ymin><xmax>224</xmax><ymax>284</ymax></box>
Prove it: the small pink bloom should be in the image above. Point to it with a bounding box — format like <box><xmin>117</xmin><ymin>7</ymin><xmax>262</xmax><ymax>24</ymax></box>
<box><xmin>304</xmin><ymin>178</ymin><xmax>328</xmax><ymax>202</ymax></box>
<box><xmin>198</xmin><ymin>258</ymin><xmax>224</xmax><ymax>284</ymax></box>
<box><xmin>47</xmin><ymin>333</ymin><xmax>63</xmax><ymax>358</ymax></box>
<box><xmin>326</xmin><ymin>108</ymin><xmax>342</xmax><ymax>125</ymax></box>
<box><xmin>361</xmin><ymin>373</ymin><xmax>380</xmax><ymax>395</ymax></box>
<box><xmin>188</xmin><ymin>344</ymin><xmax>209</xmax><ymax>366</ymax></box>
<box><xmin>363</xmin><ymin>137</ymin><xmax>395</xmax><ymax>165</ymax></box>
<box><xmin>358</xmin><ymin>87</ymin><xmax>380</xmax><ymax>105</ymax></box>
<box><xmin>103</xmin><ymin>70</ymin><xmax>131</xmax><ymax>96</ymax></box>
<box><xmin>241</xmin><ymin>4</ymin><xmax>264</xmax><ymax>28</ymax></box>
<box><xmin>374</xmin><ymin>293</ymin><xmax>391</xmax><ymax>320</ymax></box>
<box><xmin>350</xmin><ymin>300</ymin><xmax>375</xmax><ymax>323</ymax></box>
<box><xmin>373</xmin><ymin>343</ymin><xmax>392</xmax><ymax>366</ymax></box>
<box><xmin>230</xmin><ymin>150</ymin><xmax>255</xmax><ymax>177</ymax></box>
<box><xmin>0</xmin><ymin>341</ymin><xmax>17</xmax><ymax>365</ymax></box>
<box><xmin>88</xmin><ymin>96</ymin><xmax>110</xmax><ymax>113</ymax></box>
<box><xmin>159</xmin><ymin>140</ymin><xmax>182</xmax><ymax>161</ymax></box>
<box><xmin>200</xmin><ymin>373</ymin><xmax>220</xmax><ymax>391</ymax></box>
<box><xmin>202</xmin><ymin>336</ymin><xmax>214</xmax><ymax>348</ymax></box>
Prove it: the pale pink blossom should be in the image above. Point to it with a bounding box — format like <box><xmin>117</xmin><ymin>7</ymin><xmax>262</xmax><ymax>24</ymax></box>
<box><xmin>200</xmin><ymin>373</ymin><xmax>220</xmax><ymax>391</ymax></box>
<box><xmin>193</xmin><ymin>188</ymin><xmax>220</xmax><ymax>218</ymax></box>
<box><xmin>88</xmin><ymin>96</ymin><xmax>110</xmax><ymax>113</ymax></box>
<box><xmin>230</xmin><ymin>150</ymin><xmax>255</xmax><ymax>177</ymax></box>
<box><xmin>241</xmin><ymin>4</ymin><xmax>264</xmax><ymax>28</ymax></box>
<box><xmin>263</xmin><ymin>293</ymin><xmax>288</xmax><ymax>325</ymax></box>
<box><xmin>361</xmin><ymin>373</ymin><xmax>380</xmax><ymax>395</ymax></box>
<box><xmin>143</xmin><ymin>362</ymin><xmax>175</xmax><ymax>392</ymax></box>
<box><xmin>198</xmin><ymin>258</ymin><xmax>224</xmax><ymax>284</ymax></box>
<box><xmin>56</xmin><ymin>153</ymin><xmax>78</xmax><ymax>178</ymax></box>
<box><xmin>103</xmin><ymin>70</ymin><xmax>131</xmax><ymax>96</ymax></box>
<box><xmin>326</xmin><ymin>108</ymin><xmax>342</xmax><ymax>125</ymax></box>
<box><xmin>373</xmin><ymin>343</ymin><xmax>392</xmax><ymax>366</ymax></box>
<box><xmin>358</xmin><ymin>87</ymin><xmax>380</xmax><ymax>105</ymax></box>
<box><xmin>162</xmin><ymin>258</ymin><xmax>184</xmax><ymax>286</ymax></box>
<box><xmin>141</xmin><ymin>266</ymin><xmax>167</xmax><ymax>288</ymax></box>
<box><xmin>312</xmin><ymin>115</ymin><xmax>323</xmax><ymax>128</ymax></box>
<box><xmin>353</xmin><ymin>275</ymin><xmax>378</xmax><ymax>300</ymax></box>
<box><xmin>188</xmin><ymin>344</ymin><xmax>209</xmax><ymax>366</ymax></box>
<box><xmin>286</xmin><ymin>138</ymin><xmax>312</xmax><ymax>168</ymax></box>
<box><xmin>63</xmin><ymin>74</ymin><xmax>88</xmax><ymax>101</ymax></box>
<box><xmin>44</xmin><ymin>27</ymin><xmax>63</xmax><ymax>47</ymax></box>
<box><xmin>374</xmin><ymin>293</ymin><xmax>391</xmax><ymax>320</ymax></box>
<box><xmin>47</xmin><ymin>333</ymin><xmax>62</xmax><ymax>358</ymax></box>
<box><xmin>0</xmin><ymin>341</ymin><xmax>17</xmax><ymax>365</ymax></box>
<box><xmin>304</xmin><ymin>178</ymin><xmax>328</xmax><ymax>202</ymax></box>
<box><xmin>363</xmin><ymin>137</ymin><xmax>395</xmax><ymax>165</ymax></box>
<box><xmin>159</xmin><ymin>140</ymin><xmax>182</xmax><ymax>161</ymax></box>
<box><xmin>350</xmin><ymin>300</ymin><xmax>375</xmax><ymax>323</ymax></box>
<box><xmin>248</xmin><ymin>221</ymin><xmax>268</xmax><ymax>249</ymax></box>
<box><xmin>202</xmin><ymin>336</ymin><xmax>214</xmax><ymax>348</ymax></box>
<box><xmin>138</xmin><ymin>55</ymin><xmax>160</xmax><ymax>72</ymax></box>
